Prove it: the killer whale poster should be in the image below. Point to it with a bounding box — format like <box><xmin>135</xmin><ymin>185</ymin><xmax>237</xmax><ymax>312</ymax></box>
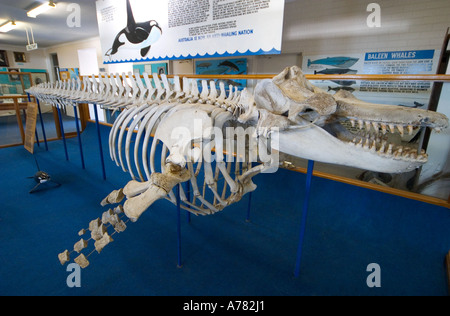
<box><xmin>96</xmin><ymin>0</ymin><xmax>285</xmax><ymax>64</ymax></box>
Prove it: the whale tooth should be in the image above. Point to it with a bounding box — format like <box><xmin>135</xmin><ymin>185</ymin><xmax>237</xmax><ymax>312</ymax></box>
<box><xmin>381</xmin><ymin>124</ymin><xmax>387</xmax><ymax>135</ymax></box>
<box><xmin>378</xmin><ymin>141</ymin><xmax>386</xmax><ymax>154</ymax></box>
<box><xmin>372</xmin><ymin>122</ymin><xmax>379</xmax><ymax>132</ymax></box>
<box><xmin>356</xmin><ymin>139</ymin><xmax>363</xmax><ymax>148</ymax></box>
<box><xmin>363</xmin><ymin>138</ymin><xmax>370</xmax><ymax>149</ymax></box>
<box><xmin>397</xmin><ymin>125</ymin><xmax>404</xmax><ymax>137</ymax></box>
<box><xmin>407</xmin><ymin>125</ymin><xmax>414</xmax><ymax>135</ymax></box>
<box><xmin>350</xmin><ymin>119</ymin><xmax>356</xmax><ymax>128</ymax></box>
<box><xmin>370</xmin><ymin>140</ymin><xmax>377</xmax><ymax>152</ymax></box>
<box><xmin>358</xmin><ymin>120</ymin><xmax>364</xmax><ymax>130</ymax></box>
<box><xmin>365</xmin><ymin>121</ymin><xmax>372</xmax><ymax>131</ymax></box>
<box><xmin>389</xmin><ymin>124</ymin><xmax>395</xmax><ymax>133</ymax></box>
<box><xmin>417</xmin><ymin>154</ymin><xmax>428</xmax><ymax>162</ymax></box>
<box><xmin>387</xmin><ymin>144</ymin><xmax>393</xmax><ymax>155</ymax></box>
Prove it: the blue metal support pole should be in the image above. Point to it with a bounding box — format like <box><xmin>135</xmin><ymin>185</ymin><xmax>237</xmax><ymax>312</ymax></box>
<box><xmin>36</xmin><ymin>98</ymin><xmax>48</xmax><ymax>151</ymax></box>
<box><xmin>56</xmin><ymin>107</ymin><xmax>69</xmax><ymax>161</ymax></box>
<box><xmin>176</xmin><ymin>184</ymin><xmax>182</xmax><ymax>268</ymax></box>
<box><xmin>294</xmin><ymin>160</ymin><xmax>315</xmax><ymax>278</ymax></box>
<box><xmin>246</xmin><ymin>162</ymin><xmax>253</xmax><ymax>222</ymax></box>
<box><xmin>34</xmin><ymin>130</ymin><xmax>40</xmax><ymax>148</ymax></box>
<box><xmin>185</xmin><ymin>181</ymin><xmax>191</xmax><ymax>223</ymax></box>
<box><xmin>73</xmin><ymin>105</ymin><xmax>85</xmax><ymax>169</ymax></box>
<box><xmin>246</xmin><ymin>192</ymin><xmax>252</xmax><ymax>222</ymax></box>
<box><xmin>93</xmin><ymin>104</ymin><xmax>106</xmax><ymax>180</ymax></box>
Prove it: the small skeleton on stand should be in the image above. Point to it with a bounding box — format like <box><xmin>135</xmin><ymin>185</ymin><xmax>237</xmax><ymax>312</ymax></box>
<box><xmin>28</xmin><ymin>171</ymin><xmax>61</xmax><ymax>194</ymax></box>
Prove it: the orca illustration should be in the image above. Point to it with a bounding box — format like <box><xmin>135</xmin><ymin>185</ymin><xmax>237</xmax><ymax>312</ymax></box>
<box><xmin>106</xmin><ymin>0</ymin><xmax>162</xmax><ymax>59</ymax></box>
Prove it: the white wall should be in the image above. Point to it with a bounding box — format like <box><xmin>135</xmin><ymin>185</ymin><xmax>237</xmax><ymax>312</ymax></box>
<box><xmin>3</xmin><ymin>1</ymin><xmax>450</xmax><ymax>74</ymax></box>
<box><xmin>45</xmin><ymin>37</ymin><xmax>103</xmax><ymax>70</ymax></box>
<box><xmin>0</xmin><ymin>44</ymin><xmax>49</xmax><ymax>70</ymax></box>
<box><xmin>282</xmin><ymin>0</ymin><xmax>450</xmax><ymax>56</ymax></box>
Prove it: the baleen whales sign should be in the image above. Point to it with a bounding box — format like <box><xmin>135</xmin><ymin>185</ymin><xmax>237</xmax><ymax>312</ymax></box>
<box><xmin>96</xmin><ymin>0</ymin><xmax>285</xmax><ymax>64</ymax></box>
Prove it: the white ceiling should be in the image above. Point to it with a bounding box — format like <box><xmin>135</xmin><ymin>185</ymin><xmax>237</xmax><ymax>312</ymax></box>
<box><xmin>0</xmin><ymin>0</ymin><xmax>99</xmax><ymax>48</ymax></box>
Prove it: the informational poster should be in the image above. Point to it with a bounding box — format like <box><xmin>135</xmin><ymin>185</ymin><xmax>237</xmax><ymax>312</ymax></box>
<box><xmin>303</xmin><ymin>50</ymin><xmax>439</xmax><ymax>108</ymax></box>
<box><xmin>24</xmin><ymin>102</ymin><xmax>38</xmax><ymax>154</ymax></box>
<box><xmin>59</xmin><ymin>68</ymin><xmax>80</xmax><ymax>81</ymax></box>
<box><xmin>359</xmin><ymin>50</ymin><xmax>438</xmax><ymax>108</ymax></box>
<box><xmin>302</xmin><ymin>54</ymin><xmax>363</xmax><ymax>94</ymax></box>
<box><xmin>195</xmin><ymin>57</ymin><xmax>247</xmax><ymax>91</ymax></box>
<box><xmin>96</xmin><ymin>0</ymin><xmax>285</xmax><ymax>64</ymax></box>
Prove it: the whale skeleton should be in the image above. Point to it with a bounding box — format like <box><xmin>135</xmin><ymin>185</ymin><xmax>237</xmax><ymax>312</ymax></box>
<box><xmin>27</xmin><ymin>66</ymin><xmax>448</xmax><ymax>269</ymax></box>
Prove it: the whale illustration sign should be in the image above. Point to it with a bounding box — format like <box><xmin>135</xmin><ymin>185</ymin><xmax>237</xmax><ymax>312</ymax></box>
<box><xmin>96</xmin><ymin>0</ymin><xmax>285</xmax><ymax>64</ymax></box>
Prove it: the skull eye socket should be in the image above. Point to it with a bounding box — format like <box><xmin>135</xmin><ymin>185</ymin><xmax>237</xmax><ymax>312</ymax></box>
<box><xmin>298</xmin><ymin>109</ymin><xmax>321</xmax><ymax>122</ymax></box>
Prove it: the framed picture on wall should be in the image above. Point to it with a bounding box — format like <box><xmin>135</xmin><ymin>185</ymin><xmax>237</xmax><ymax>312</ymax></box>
<box><xmin>0</xmin><ymin>50</ymin><xmax>9</xmax><ymax>67</ymax></box>
<box><xmin>13</xmin><ymin>52</ymin><xmax>26</xmax><ymax>63</ymax></box>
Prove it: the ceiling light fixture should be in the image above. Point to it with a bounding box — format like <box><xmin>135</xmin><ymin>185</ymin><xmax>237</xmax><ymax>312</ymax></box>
<box><xmin>27</xmin><ymin>1</ymin><xmax>57</xmax><ymax>18</ymax></box>
<box><xmin>0</xmin><ymin>21</ymin><xmax>18</xmax><ymax>33</ymax></box>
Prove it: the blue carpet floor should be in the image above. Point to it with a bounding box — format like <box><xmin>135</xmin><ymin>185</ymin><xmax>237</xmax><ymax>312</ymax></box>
<box><xmin>0</xmin><ymin>122</ymin><xmax>449</xmax><ymax>296</ymax></box>
<box><xmin>0</xmin><ymin>112</ymin><xmax>77</xmax><ymax>147</ymax></box>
